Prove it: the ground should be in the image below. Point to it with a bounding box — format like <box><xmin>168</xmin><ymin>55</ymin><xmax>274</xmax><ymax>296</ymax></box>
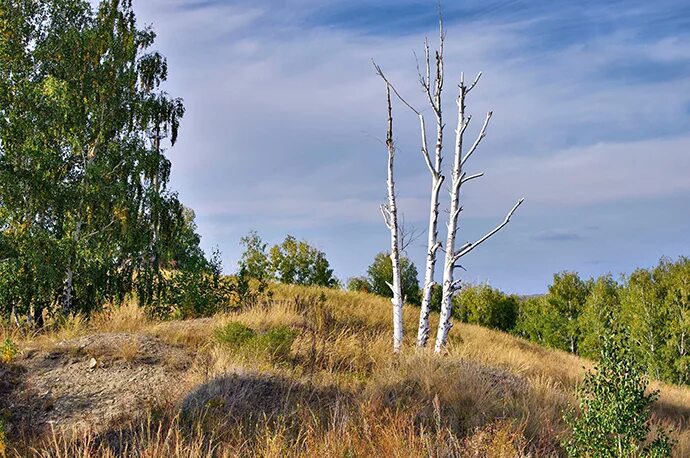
<box><xmin>1</xmin><ymin>285</ymin><xmax>690</xmax><ymax>457</ymax></box>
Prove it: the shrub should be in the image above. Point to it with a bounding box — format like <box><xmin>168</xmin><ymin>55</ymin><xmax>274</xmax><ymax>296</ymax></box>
<box><xmin>347</xmin><ymin>276</ymin><xmax>371</xmax><ymax>293</ymax></box>
<box><xmin>0</xmin><ymin>416</ymin><xmax>6</xmax><ymax>458</ymax></box>
<box><xmin>563</xmin><ymin>331</ymin><xmax>674</xmax><ymax>458</ymax></box>
<box><xmin>253</xmin><ymin>326</ymin><xmax>299</xmax><ymax>362</ymax></box>
<box><xmin>0</xmin><ymin>338</ymin><xmax>17</xmax><ymax>364</ymax></box>
<box><xmin>215</xmin><ymin>322</ymin><xmax>297</xmax><ymax>363</ymax></box>
<box><xmin>215</xmin><ymin>322</ymin><xmax>256</xmax><ymax>349</ymax></box>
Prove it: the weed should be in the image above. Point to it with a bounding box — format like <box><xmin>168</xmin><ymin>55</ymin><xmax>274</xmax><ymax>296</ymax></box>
<box><xmin>214</xmin><ymin>321</ymin><xmax>256</xmax><ymax>349</ymax></box>
<box><xmin>0</xmin><ymin>338</ymin><xmax>17</xmax><ymax>364</ymax></box>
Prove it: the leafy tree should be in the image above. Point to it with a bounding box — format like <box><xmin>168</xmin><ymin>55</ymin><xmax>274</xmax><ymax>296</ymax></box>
<box><xmin>578</xmin><ymin>275</ymin><xmax>621</xmax><ymax>360</ymax></box>
<box><xmin>366</xmin><ymin>252</ymin><xmax>420</xmax><ymax>305</ymax></box>
<box><xmin>656</xmin><ymin>257</ymin><xmax>690</xmax><ymax>385</ymax></box>
<box><xmin>454</xmin><ymin>284</ymin><xmax>519</xmax><ymax>332</ymax></box>
<box><xmin>564</xmin><ymin>331</ymin><xmax>673</xmax><ymax>458</ymax></box>
<box><xmin>620</xmin><ymin>268</ymin><xmax>669</xmax><ymax>382</ymax></box>
<box><xmin>269</xmin><ymin>235</ymin><xmax>336</xmax><ymax>287</ymax></box>
<box><xmin>0</xmin><ymin>0</ymin><xmax>196</xmax><ymax>320</ymax></box>
<box><xmin>548</xmin><ymin>272</ymin><xmax>591</xmax><ymax>353</ymax></box>
<box><xmin>514</xmin><ymin>295</ymin><xmax>566</xmax><ymax>349</ymax></box>
<box><xmin>347</xmin><ymin>276</ymin><xmax>371</xmax><ymax>293</ymax></box>
<box><xmin>238</xmin><ymin>230</ymin><xmax>271</xmax><ymax>280</ymax></box>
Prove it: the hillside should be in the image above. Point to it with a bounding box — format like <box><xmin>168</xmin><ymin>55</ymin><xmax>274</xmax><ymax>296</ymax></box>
<box><xmin>2</xmin><ymin>284</ymin><xmax>690</xmax><ymax>457</ymax></box>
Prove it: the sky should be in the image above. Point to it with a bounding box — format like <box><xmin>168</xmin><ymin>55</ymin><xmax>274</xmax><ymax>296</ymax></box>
<box><xmin>128</xmin><ymin>0</ymin><xmax>690</xmax><ymax>294</ymax></box>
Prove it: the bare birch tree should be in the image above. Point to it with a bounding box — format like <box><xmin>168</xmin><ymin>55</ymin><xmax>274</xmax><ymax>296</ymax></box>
<box><xmin>415</xmin><ymin>24</ymin><xmax>446</xmax><ymax>348</ymax></box>
<box><xmin>373</xmin><ymin>17</ymin><xmax>523</xmax><ymax>354</ymax></box>
<box><xmin>434</xmin><ymin>71</ymin><xmax>524</xmax><ymax>353</ymax></box>
<box><xmin>375</xmin><ymin>75</ymin><xmax>405</xmax><ymax>353</ymax></box>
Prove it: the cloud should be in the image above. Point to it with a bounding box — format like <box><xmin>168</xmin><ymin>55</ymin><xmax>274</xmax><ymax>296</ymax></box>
<box><xmin>532</xmin><ymin>230</ymin><xmax>585</xmax><ymax>242</ymax></box>
<box><xmin>125</xmin><ymin>0</ymin><xmax>690</xmax><ymax>293</ymax></box>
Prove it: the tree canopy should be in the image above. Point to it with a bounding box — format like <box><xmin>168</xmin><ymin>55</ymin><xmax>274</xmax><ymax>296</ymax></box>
<box><xmin>0</xmin><ymin>0</ymin><xmax>200</xmax><ymax>321</ymax></box>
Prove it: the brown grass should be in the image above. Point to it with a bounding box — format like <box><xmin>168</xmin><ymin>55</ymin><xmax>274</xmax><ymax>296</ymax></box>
<box><xmin>3</xmin><ymin>283</ymin><xmax>690</xmax><ymax>457</ymax></box>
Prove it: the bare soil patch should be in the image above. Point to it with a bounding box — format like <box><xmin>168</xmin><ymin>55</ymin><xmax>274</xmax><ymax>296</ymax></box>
<box><xmin>3</xmin><ymin>332</ymin><xmax>196</xmax><ymax>437</ymax></box>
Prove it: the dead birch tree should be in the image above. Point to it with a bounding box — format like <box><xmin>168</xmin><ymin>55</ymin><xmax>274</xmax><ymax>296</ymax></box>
<box><xmin>372</xmin><ymin>33</ymin><xmax>445</xmax><ymax>348</ymax></box>
<box><xmin>374</xmin><ymin>72</ymin><xmax>405</xmax><ymax>353</ymax></box>
<box><xmin>415</xmin><ymin>24</ymin><xmax>446</xmax><ymax>348</ymax></box>
<box><xmin>434</xmin><ymin>71</ymin><xmax>524</xmax><ymax>353</ymax></box>
<box><xmin>373</xmin><ymin>17</ymin><xmax>523</xmax><ymax>354</ymax></box>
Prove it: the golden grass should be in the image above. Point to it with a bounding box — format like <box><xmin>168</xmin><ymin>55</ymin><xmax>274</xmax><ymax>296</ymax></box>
<box><xmin>4</xmin><ymin>283</ymin><xmax>690</xmax><ymax>457</ymax></box>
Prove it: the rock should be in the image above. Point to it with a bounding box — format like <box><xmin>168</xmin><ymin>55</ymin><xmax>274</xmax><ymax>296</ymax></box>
<box><xmin>88</xmin><ymin>358</ymin><xmax>97</xmax><ymax>370</ymax></box>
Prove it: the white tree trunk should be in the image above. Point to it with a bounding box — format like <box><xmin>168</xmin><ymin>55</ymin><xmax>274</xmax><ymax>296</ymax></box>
<box><xmin>434</xmin><ymin>72</ymin><xmax>523</xmax><ymax>353</ymax></box>
<box><xmin>62</xmin><ymin>219</ymin><xmax>82</xmax><ymax>315</ymax></box>
<box><xmin>377</xmin><ymin>84</ymin><xmax>404</xmax><ymax>353</ymax></box>
<box><xmin>434</xmin><ymin>76</ymin><xmax>469</xmax><ymax>354</ymax></box>
<box><xmin>417</xmin><ymin>31</ymin><xmax>445</xmax><ymax>348</ymax></box>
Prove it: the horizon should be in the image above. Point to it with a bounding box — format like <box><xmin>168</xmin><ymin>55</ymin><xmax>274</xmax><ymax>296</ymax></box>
<box><xmin>128</xmin><ymin>0</ymin><xmax>690</xmax><ymax>295</ymax></box>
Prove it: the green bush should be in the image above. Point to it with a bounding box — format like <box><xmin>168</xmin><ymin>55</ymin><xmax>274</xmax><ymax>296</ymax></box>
<box><xmin>215</xmin><ymin>322</ymin><xmax>256</xmax><ymax>349</ymax></box>
<box><xmin>0</xmin><ymin>338</ymin><xmax>17</xmax><ymax>364</ymax></box>
<box><xmin>215</xmin><ymin>323</ymin><xmax>297</xmax><ymax>363</ymax></box>
<box><xmin>347</xmin><ymin>276</ymin><xmax>371</xmax><ymax>293</ymax></box>
<box><xmin>563</xmin><ymin>331</ymin><xmax>674</xmax><ymax>458</ymax></box>
<box><xmin>253</xmin><ymin>326</ymin><xmax>299</xmax><ymax>362</ymax></box>
<box><xmin>0</xmin><ymin>416</ymin><xmax>7</xmax><ymax>457</ymax></box>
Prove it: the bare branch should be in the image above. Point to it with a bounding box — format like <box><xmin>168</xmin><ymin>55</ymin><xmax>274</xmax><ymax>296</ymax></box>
<box><xmin>466</xmin><ymin>71</ymin><xmax>482</xmax><ymax>93</ymax></box>
<box><xmin>450</xmin><ymin>279</ymin><xmax>462</xmax><ymax>292</ymax></box>
<box><xmin>460</xmin><ymin>111</ymin><xmax>492</xmax><ymax>167</ymax></box>
<box><xmin>400</xmin><ymin>216</ymin><xmax>423</xmax><ymax>253</ymax></box>
<box><xmin>418</xmin><ymin>114</ymin><xmax>435</xmax><ymax>175</ymax></box>
<box><xmin>380</xmin><ymin>204</ymin><xmax>392</xmax><ymax>229</ymax></box>
<box><xmin>372</xmin><ymin>60</ymin><xmax>420</xmax><ymax>115</ymax></box>
<box><xmin>461</xmin><ymin>172</ymin><xmax>484</xmax><ymax>184</ymax></box>
<box><xmin>385</xmin><ymin>281</ymin><xmax>395</xmax><ymax>294</ymax></box>
<box><xmin>454</xmin><ymin>198</ymin><xmax>525</xmax><ymax>260</ymax></box>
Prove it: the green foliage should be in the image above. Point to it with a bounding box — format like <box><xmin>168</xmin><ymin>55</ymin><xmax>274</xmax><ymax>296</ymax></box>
<box><xmin>215</xmin><ymin>321</ymin><xmax>256</xmax><ymax>349</ymax></box>
<box><xmin>269</xmin><ymin>235</ymin><xmax>337</xmax><ymax>287</ymax></box>
<box><xmin>0</xmin><ymin>0</ymin><xmax>201</xmax><ymax>320</ymax></box>
<box><xmin>237</xmin><ymin>232</ymin><xmax>337</xmax><ymax>288</ymax></box>
<box><xmin>347</xmin><ymin>276</ymin><xmax>371</xmax><ymax>293</ymax></box>
<box><xmin>454</xmin><ymin>284</ymin><xmax>519</xmax><ymax>332</ymax></box>
<box><xmin>366</xmin><ymin>252</ymin><xmax>420</xmax><ymax>305</ymax></box>
<box><xmin>156</xmin><ymin>250</ymin><xmax>234</xmax><ymax>319</ymax></box>
<box><xmin>428</xmin><ymin>283</ymin><xmax>443</xmax><ymax>313</ymax></box>
<box><xmin>0</xmin><ymin>337</ymin><xmax>17</xmax><ymax>363</ymax></box>
<box><xmin>238</xmin><ymin>230</ymin><xmax>271</xmax><ymax>281</ymax></box>
<box><xmin>578</xmin><ymin>275</ymin><xmax>621</xmax><ymax>359</ymax></box>
<box><xmin>514</xmin><ymin>257</ymin><xmax>690</xmax><ymax>387</ymax></box>
<box><xmin>514</xmin><ymin>295</ymin><xmax>566</xmax><ymax>349</ymax></box>
<box><xmin>620</xmin><ymin>257</ymin><xmax>690</xmax><ymax>385</ymax></box>
<box><xmin>252</xmin><ymin>326</ymin><xmax>299</xmax><ymax>362</ymax></box>
<box><xmin>548</xmin><ymin>272</ymin><xmax>591</xmax><ymax>353</ymax></box>
<box><xmin>564</xmin><ymin>332</ymin><xmax>673</xmax><ymax>458</ymax></box>
<box><xmin>215</xmin><ymin>322</ymin><xmax>297</xmax><ymax>363</ymax></box>
<box><xmin>232</xmin><ymin>265</ymin><xmax>270</xmax><ymax>309</ymax></box>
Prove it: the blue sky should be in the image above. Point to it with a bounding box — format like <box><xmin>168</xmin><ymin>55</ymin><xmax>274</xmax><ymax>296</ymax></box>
<box><xmin>129</xmin><ymin>0</ymin><xmax>690</xmax><ymax>294</ymax></box>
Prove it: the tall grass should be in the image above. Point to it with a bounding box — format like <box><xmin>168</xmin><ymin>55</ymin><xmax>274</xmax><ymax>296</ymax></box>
<box><xmin>4</xmin><ymin>283</ymin><xmax>690</xmax><ymax>456</ymax></box>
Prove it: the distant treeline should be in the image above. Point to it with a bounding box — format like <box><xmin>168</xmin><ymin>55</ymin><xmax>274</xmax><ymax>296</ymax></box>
<box><xmin>349</xmin><ymin>254</ymin><xmax>690</xmax><ymax>387</ymax></box>
<box><xmin>514</xmin><ymin>257</ymin><xmax>690</xmax><ymax>386</ymax></box>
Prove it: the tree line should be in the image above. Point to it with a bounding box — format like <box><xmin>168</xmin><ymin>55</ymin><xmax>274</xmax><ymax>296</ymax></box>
<box><xmin>348</xmin><ymin>253</ymin><xmax>690</xmax><ymax>387</ymax></box>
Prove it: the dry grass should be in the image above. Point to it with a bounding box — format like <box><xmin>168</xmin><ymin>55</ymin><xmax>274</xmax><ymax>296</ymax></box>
<box><xmin>4</xmin><ymin>283</ymin><xmax>690</xmax><ymax>457</ymax></box>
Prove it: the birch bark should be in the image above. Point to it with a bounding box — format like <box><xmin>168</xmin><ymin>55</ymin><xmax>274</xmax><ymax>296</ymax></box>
<box><xmin>379</xmin><ymin>85</ymin><xmax>404</xmax><ymax>353</ymax></box>
<box><xmin>434</xmin><ymin>72</ymin><xmax>523</xmax><ymax>353</ymax></box>
<box><xmin>417</xmin><ymin>31</ymin><xmax>445</xmax><ymax>348</ymax></box>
